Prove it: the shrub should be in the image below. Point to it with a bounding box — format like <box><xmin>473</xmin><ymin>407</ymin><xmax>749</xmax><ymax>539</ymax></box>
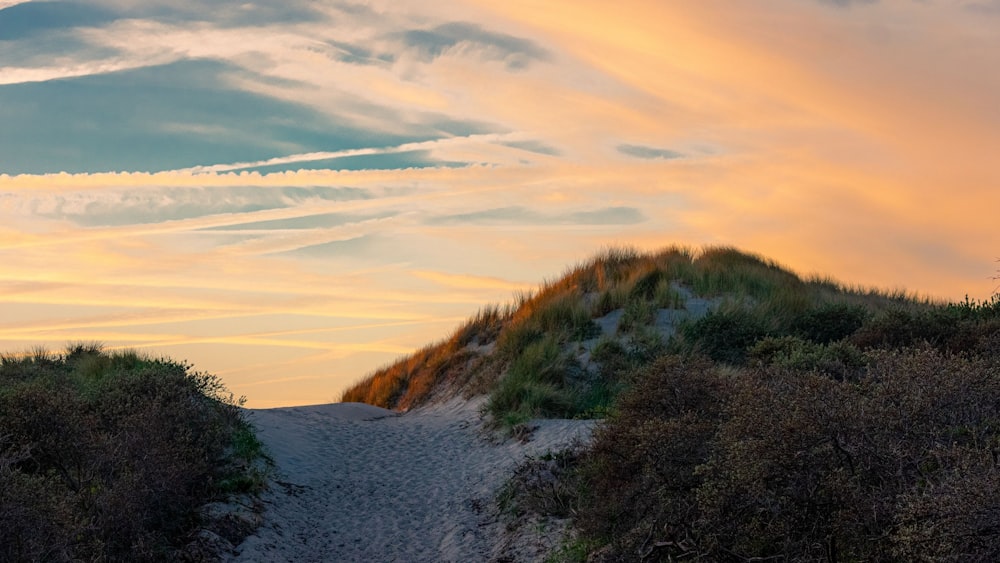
<box><xmin>680</xmin><ymin>308</ymin><xmax>773</xmax><ymax>364</ymax></box>
<box><xmin>696</xmin><ymin>347</ymin><xmax>1000</xmax><ymax>561</ymax></box>
<box><xmin>791</xmin><ymin>302</ymin><xmax>869</xmax><ymax>344</ymax></box>
<box><xmin>892</xmin><ymin>447</ymin><xmax>1000</xmax><ymax>561</ymax></box>
<box><xmin>575</xmin><ymin>356</ymin><xmax>729</xmax><ymax>561</ymax></box>
<box><xmin>696</xmin><ymin>369</ymin><xmax>864</xmax><ymax>560</ymax></box>
<box><xmin>561</xmin><ymin>345</ymin><xmax>1000</xmax><ymax>561</ymax></box>
<box><xmin>850</xmin><ymin>302</ymin><xmax>1000</xmax><ymax>356</ymax></box>
<box><xmin>0</xmin><ymin>347</ymin><xmax>258</xmax><ymax>562</ymax></box>
<box><xmin>749</xmin><ymin>336</ymin><xmax>866</xmax><ymax>381</ymax></box>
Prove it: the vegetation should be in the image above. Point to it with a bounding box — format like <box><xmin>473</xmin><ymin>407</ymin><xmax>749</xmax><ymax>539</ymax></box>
<box><xmin>0</xmin><ymin>344</ymin><xmax>265</xmax><ymax>562</ymax></box>
<box><xmin>342</xmin><ymin>243</ymin><xmax>1000</xmax><ymax>561</ymax></box>
<box><xmin>341</xmin><ymin>244</ymin><xmax>941</xmax><ymax>422</ymax></box>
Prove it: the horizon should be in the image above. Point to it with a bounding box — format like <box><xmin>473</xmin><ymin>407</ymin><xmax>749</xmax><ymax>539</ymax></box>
<box><xmin>2</xmin><ymin>0</ymin><xmax>999</xmax><ymax>407</ymax></box>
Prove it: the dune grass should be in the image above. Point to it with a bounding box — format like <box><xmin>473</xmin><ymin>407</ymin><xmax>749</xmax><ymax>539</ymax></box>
<box><xmin>0</xmin><ymin>344</ymin><xmax>264</xmax><ymax>562</ymax></box>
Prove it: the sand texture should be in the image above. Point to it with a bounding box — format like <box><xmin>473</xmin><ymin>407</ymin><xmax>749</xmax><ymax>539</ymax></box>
<box><xmin>227</xmin><ymin>398</ymin><xmax>593</xmax><ymax>562</ymax></box>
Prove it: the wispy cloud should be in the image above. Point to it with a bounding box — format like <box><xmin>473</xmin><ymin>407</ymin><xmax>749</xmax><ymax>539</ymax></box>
<box><xmin>174</xmin><ymin>133</ymin><xmax>509</xmax><ymax>174</ymax></box>
<box><xmin>426</xmin><ymin>205</ymin><xmax>645</xmax><ymax>226</ymax></box>
<box><xmin>617</xmin><ymin>144</ymin><xmax>684</xmax><ymax>160</ymax></box>
<box><xmin>412</xmin><ymin>270</ymin><xmax>531</xmax><ymax>291</ymax></box>
<box><xmin>394</xmin><ymin>21</ymin><xmax>549</xmax><ymax>70</ymax></box>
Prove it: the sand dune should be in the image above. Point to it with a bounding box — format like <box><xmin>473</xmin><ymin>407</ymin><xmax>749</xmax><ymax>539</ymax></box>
<box><xmin>228</xmin><ymin>398</ymin><xmax>593</xmax><ymax>562</ymax></box>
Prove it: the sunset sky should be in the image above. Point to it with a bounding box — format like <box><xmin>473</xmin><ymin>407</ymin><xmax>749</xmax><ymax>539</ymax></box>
<box><xmin>2</xmin><ymin>0</ymin><xmax>998</xmax><ymax>407</ymax></box>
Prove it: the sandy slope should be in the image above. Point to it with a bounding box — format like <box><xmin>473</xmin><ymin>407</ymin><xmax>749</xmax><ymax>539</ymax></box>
<box><xmin>228</xmin><ymin>398</ymin><xmax>593</xmax><ymax>562</ymax></box>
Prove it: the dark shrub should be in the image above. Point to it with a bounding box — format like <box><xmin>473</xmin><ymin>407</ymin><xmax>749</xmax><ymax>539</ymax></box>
<box><xmin>792</xmin><ymin>302</ymin><xmax>868</xmax><ymax>344</ymax></box>
<box><xmin>0</xmin><ymin>444</ymin><xmax>73</xmax><ymax>562</ymax></box>
<box><xmin>892</xmin><ymin>447</ymin><xmax>1000</xmax><ymax>562</ymax></box>
<box><xmin>680</xmin><ymin>308</ymin><xmax>773</xmax><ymax>364</ymax></box>
<box><xmin>696</xmin><ymin>347</ymin><xmax>1000</xmax><ymax>561</ymax></box>
<box><xmin>849</xmin><ymin>305</ymin><xmax>996</xmax><ymax>353</ymax></box>
<box><xmin>0</xmin><ymin>349</ymin><xmax>255</xmax><ymax>562</ymax></box>
<box><xmin>749</xmin><ymin>336</ymin><xmax>866</xmax><ymax>381</ymax></box>
<box><xmin>576</xmin><ymin>356</ymin><xmax>729</xmax><ymax>561</ymax></box>
<box><xmin>697</xmin><ymin>369</ymin><xmax>870</xmax><ymax>560</ymax></box>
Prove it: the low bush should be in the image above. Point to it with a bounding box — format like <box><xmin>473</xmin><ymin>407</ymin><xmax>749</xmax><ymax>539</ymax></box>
<box><xmin>791</xmin><ymin>301</ymin><xmax>869</xmax><ymax>344</ymax></box>
<box><xmin>574</xmin><ymin>356</ymin><xmax>729</xmax><ymax>561</ymax></box>
<box><xmin>679</xmin><ymin>308</ymin><xmax>774</xmax><ymax>364</ymax></box>
<box><xmin>564</xmin><ymin>346</ymin><xmax>1000</xmax><ymax>561</ymax></box>
<box><xmin>0</xmin><ymin>346</ymin><xmax>260</xmax><ymax>562</ymax></box>
<box><xmin>749</xmin><ymin>336</ymin><xmax>866</xmax><ymax>381</ymax></box>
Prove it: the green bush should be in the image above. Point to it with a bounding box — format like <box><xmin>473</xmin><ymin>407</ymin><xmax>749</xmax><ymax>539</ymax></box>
<box><xmin>851</xmin><ymin>303</ymin><xmax>1000</xmax><ymax>355</ymax></box>
<box><xmin>791</xmin><ymin>302</ymin><xmax>869</xmax><ymax>344</ymax></box>
<box><xmin>749</xmin><ymin>336</ymin><xmax>865</xmax><ymax>381</ymax></box>
<box><xmin>680</xmin><ymin>308</ymin><xmax>773</xmax><ymax>364</ymax></box>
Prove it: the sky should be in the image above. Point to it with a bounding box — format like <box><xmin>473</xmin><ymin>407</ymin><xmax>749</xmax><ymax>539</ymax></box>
<box><xmin>2</xmin><ymin>0</ymin><xmax>999</xmax><ymax>407</ymax></box>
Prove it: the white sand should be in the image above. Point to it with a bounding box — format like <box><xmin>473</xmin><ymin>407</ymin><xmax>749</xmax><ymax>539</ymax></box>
<box><xmin>228</xmin><ymin>398</ymin><xmax>594</xmax><ymax>562</ymax></box>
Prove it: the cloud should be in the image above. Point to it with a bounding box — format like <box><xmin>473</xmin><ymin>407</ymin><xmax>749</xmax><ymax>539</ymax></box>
<box><xmin>109</xmin><ymin>0</ymin><xmax>329</xmax><ymax>28</ymax></box>
<box><xmin>0</xmin><ymin>59</ymin><xmax>434</xmax><ymax>173</ymax></box>
<box><xmin>176</xmin><ymin>134</ymin><xmax>505</xmax><ymax>174</ymax></box>
<box><xmin>499</xmin><ymin>139</ymin><xmax>560</xmax><ymax>157</ymax></box>
<box><xmin>320</xmin><ymin>39</ymin><xmax>395</xmax><ymax>66</ymax></box>
<box><xmin>203</xmin><ymin>211</ymin><xmax>397</xmax><ymax>232</ymax></box>
<box><xmin>617</xmin><ymin>143</ymin><xmax>684</xmax><ymax>160</ymax></box>
<box><xmin>395</xmin><ymin>21</ymin><xmax>549</xmax><ymax>69</ymax></box>
<box><xmin>28</xmin><ymin>186</ymin><xmax>373</xmax><ymax>227</ymax></box>
<box><xmin>568</xmin><ymin>207</ymin><xmax>646</xmax><ymax>225</ymax></box>
<box><xmin>426</xmin><ymin>205</ymin><xmax>645</xmax><ymax>226</ymax></box>
<box><xmin>411</xmin><ymin>270</ymin><xmax>529</xmax><ymax>291</ymax></box>
<box><xmin>0</xmin><ymin>1</ymin><xmax>118</xmax><ymax>40</ymax></box>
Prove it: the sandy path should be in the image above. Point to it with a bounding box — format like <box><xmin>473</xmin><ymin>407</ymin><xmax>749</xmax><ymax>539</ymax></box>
<box><xmin>228</xmin><ymin>399</ymin><xmax>592</xmax><ymax>563</ymax></box>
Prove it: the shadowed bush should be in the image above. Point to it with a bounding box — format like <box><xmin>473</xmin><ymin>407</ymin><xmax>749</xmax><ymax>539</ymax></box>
<box><xmin>749</xmin><ymin>336</ymin><xmax>866</xmax><ymax>381</ymax></box>
<box><xmin>679</xmin><ymin>308</ymin><xmax>774</xmax><ymax>364</ymax></box>
<box><xmin>791</xmin><ymin>301</ymin><xmax>869</xmax><ymax>344</ymax></box>
<box><xmin>574</xmin><ymin>356</ymin><xmax>730</xmax><ymax>562</ymax></box>
<box><xmin>0</xmin><ymin>346</ymin><xmax>260</xmax><ymax>562</ymax></box>
<box><xmin>560</xmin><ymin>346</ymin><xmax>1000</xmax><ymax>562</ymax></box>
